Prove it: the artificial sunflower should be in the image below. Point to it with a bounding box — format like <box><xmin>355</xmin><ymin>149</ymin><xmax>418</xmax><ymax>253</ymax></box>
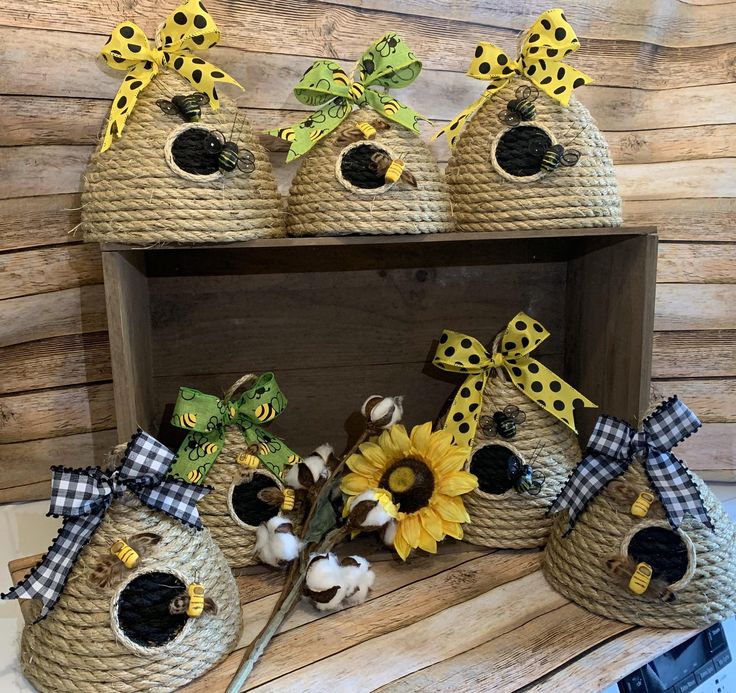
<box><xmin>341</xmin><ymin>422</ymin><xmax>477</xmax><ymax>560</ymax></box>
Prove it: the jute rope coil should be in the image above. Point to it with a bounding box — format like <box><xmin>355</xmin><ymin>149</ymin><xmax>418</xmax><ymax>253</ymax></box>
<box><xmin>445</xmin><ymin>78</ymin><xmax>622</xmax><ymax>232</ymax></box>
<box><xmin>543</xmin><ymin>460</ymin><xmax>736</xmax><ymax>628</ymax></box>
<box><xmin>82</xmin><ymin>70</ymin><xmax>284</xmax><ymax>243</ymax></box>
<box><xmin>285</xmin><ymin>107</ymin><xmax>454</xmax><ymax>237</ymax></box>
<box><xmin>197</xmin><ymin>375</ymin><xmax>301</xmax><ymax>571</ymax></box>
<box><xmin>19</xmin><ymin>482</ymin><xmax>242</xmax><ymax>692</ymax></box>
<box><xmin>462</xmin><ymin>374</ymin><xmax>581</xmax><ymax>548</ymax></box>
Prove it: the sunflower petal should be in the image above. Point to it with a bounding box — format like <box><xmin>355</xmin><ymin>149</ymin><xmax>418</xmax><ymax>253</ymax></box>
<box><xmin>417</xmin><ymin>527</ymin><xmax>438</xmax><ymax>554</ymax></box>
<box><xmin>420</xmin><ymin>507</ymin><xmax>445</xmax><ymax>541</ymax></box>
<box><xmin>443</xmin><ymin>520</ymin><xmax>464</xmax><ymax>540</ymax></box>
<box><xmin>341</xmin><ymin>472</ymin><xmax>371</xmax><ymax>496</ymax></box>
<box><xmin>432</xmin><ymin>494</ymin><xmax>471</xmax><ymax>523</ymax></box>
<box><xmin>347</xmin><ymin>453</ymin><xmax>382</xmax><ymax>478</ymax></box>
<box><xmin>433</xmin><ymin>449</ymin><xmax>471</xmax><ymax>477</ymax></box>
<box><xmin>400</xmin><ymin>513</ymin><xmax>421</xmax><ymax>549</ymax></box>
<box><xmin>438</xmin><ymin>471</ymin><xmax>478</xmax><ymax>496</ymax></box>
<box><xmin>394</xmin><ymin>531</ymin><xmax>412</xmax><ymax>561</ymax></box>
<box><xmin>357</xmin><ymin>441</ymin><xmax>390</xmax><ymax>470</ymax></box>
<box><xmin>410</xmin><ymin>421</ymin><xmax>433</xmax><ymax>456</ymax></box>
<box><xmin>425</xmin><ymin>429</ymin><xmax>454</xmax><ymax>462</ymax></box>
<box><xmin>379</xmin><ymin>424</ymin><xmax>408</xmax><ymax>461</ymax></box>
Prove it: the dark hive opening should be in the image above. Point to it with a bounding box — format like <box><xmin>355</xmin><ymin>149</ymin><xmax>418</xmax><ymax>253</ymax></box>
<box><xmin>170</xmin><ymin>127</ymin><xmax>220</xmax><ymax>175</ymax></box>
<box><xmin>117</xmin><ymin>572</ymin><xmax>189</xmax><ymax>647</ymax></box>
<box><xmin>339</xmin><ymin>143</ymin><xmax>390</xmax><ymax>189</ymax></box>
<box><xmin>494</xmin><ymin>125</ymin><xmax>551</xmax><ymax>177</ymax></box>
<box><xmin>469</xmin><ymin>444</ymin><xmax>517</xmax><ymax>495</ymax></box>
<box><xmin>231</xmin><ymin>474</ymin><xmax>280</xmax><ymax>526</ymax></box>
<box><xmin>628</xmin><ymin>526</ymin><xmax>689</xmax><ymax>584</ymax></box>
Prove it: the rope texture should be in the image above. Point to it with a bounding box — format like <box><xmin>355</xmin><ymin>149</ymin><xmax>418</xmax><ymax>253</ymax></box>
<box><xmin>445</xmin><ymin>78</ymin><xmax>623</xmax><ymax>232</ymax></box>
<box><xmin>285</xmin><ymin>108</ymin><xmax>454</xmax><ymax>236</ymax></box>
<box><xmin>463</xmin><ymin>376</ymin><xmax>581</xmax><ymax>548</ymax></box>
<box><xmin>543</xmin><ymin>460</ymin><xmax>736</xmax><ymax>628</ymax></box>
<box><xmin>81</xmin><ymin>71</ymin><xmax>284</xmax><ymax>243</ymax></box>
<box><xmin>20</xmin><ymin>494</ymin><xmax>242</xmax><ymax>692</ymax></box>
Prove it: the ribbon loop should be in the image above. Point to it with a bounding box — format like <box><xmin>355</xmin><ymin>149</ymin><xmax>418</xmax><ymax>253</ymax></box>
<box><xmin>99</xmin><ymin>0</ymin><xmax>242</xmax><ymax>152</ymax></box>
<box><xmin>2</xmin><ymin>431</ymin><xmax>208</xmax><ymax>619</ymax></box>
<box><xmin>435</xmin><ymin>8</ymin><xmax>592</xmax><ymax>146</ymax></box>
<box><xmin>549</xmin><ymin>397</ymin><xmax>711</xmax><ymax>533</ymax></box>
<box><xmin>268</xmin><ymin>33</ymin><xmax>427</xmax><ymax>162</ymax></box>
<box><xmin>169</xmin><ymin>372</ymin><xmax>298</xmax><ymax>482</ymax></box>
<box><xmin>433</xmin><ymin>312</ymin><xmax>596</xmax><ymax>447</ymax></box>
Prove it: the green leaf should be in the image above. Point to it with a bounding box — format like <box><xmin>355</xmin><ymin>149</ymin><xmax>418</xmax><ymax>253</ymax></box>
<box><xmin>304</xmin><ymin>498</ymin><xmax>337</xmax><ymax>544</ymax></box>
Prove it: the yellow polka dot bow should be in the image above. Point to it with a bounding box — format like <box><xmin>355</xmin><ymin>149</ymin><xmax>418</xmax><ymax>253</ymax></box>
<box><xmin>432</xmin><ymin>312</ymin><xmax>596</xmax><ymax>447</ymax></box>
<box><xmin>99</xmin><ymin>0</ymin><xmax>242</xmax><ymax>152</ymax></box>
<box><xmin>434</xmin><ymin>8</ymin><xmax>592</xmax><ymax>146</ymax></box>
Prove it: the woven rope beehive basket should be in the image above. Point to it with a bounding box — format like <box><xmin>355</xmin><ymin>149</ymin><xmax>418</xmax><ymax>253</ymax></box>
<box><xmin>462</xmin><ymin>374</ymin><xmax>581</xmax><ymax>548</ymax></box>
<box><xmin>19</xmin><ymin>493</ymin><xmax>242</xmax><ymax>693</ymax></box>
<box><xmin>543</xmin><ymin>460</ymin><xmax>736</xmax><ymax>628</ymax></box>
<box><xmin>445</xmin><ymin>78</ymin><xmax>622</xmax><ymax>232</ymax></box>
<box><xmin>82</xmin><ymin>70</ymin><xmax>284</xmax><ymax>243</ymax></box>
<box><xmin>285</xmin><ymin>108</ymin><xmax>453</xmax><ymax>237</ymax></box>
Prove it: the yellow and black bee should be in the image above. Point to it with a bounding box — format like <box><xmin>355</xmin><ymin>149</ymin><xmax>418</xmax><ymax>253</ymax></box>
<box><xmin>186</xmin><ymin>466</ymin><xmax>207</xmax><ymax>483</ymax></box>
<box><xmin>176</xmin><ymin>411</ymin><xmax>198</xmax><ymax>429</ymax></box>
<box><xmin>88</xmin><ymin>533</ymin><xmax>161</xmax><ymax>588</ymax></box>
<box><xmin>202</xmin><ymin>129</ymin><xmax>256</xmax><ymax>174</ymax></box>
<box><xmin>498</xmin><ymin>85</ymin><xmax>539</xmax><ymax>126</ymax></box>
<box><xmin>157</xmin><ymin>92</ymin><xmax>209</xmax><ymax>122</ymax></box>
<box><xmin>382</xmin><ymin>98</ymin><xmax>401</xmax><ymax>116</ymax></box>
<box><xmin>274</xmin><ymin>127</ymin><xmax>296</xmax><ymax>142</ymax></box>
<box><xmin>169</xmin><ymin>583</ymin><xmax>218</xmax><ymax>618</ymax></box>
<box><xmin>348</xmin><ymin>81</ymin><xmax>366</xmax><ymax>101</ymax></box>
<box><xmin>369</xmin><ymin>152</ymin><xmax>417</xmax><ymax>187</ymax></box>
<box><xmin>255</xmin><ymin>402</ymin><xmax>278</xmax><ymax>423</ymax></box>
<box><xmin>332</xmin><ymin>68</ymin><xmax>351</xmax><ymax>88</ymax></box>
<box><xmin>199</xmin><ymin>441</ymin><xmax>219</xmax><ymax>456</ymax></box>
<box><xmin>529</xmin><ymin>137</ymin><xmax>581</xmax><ymax>173</ymax></box>
<box><xmin>336</xmin><ymin>120</ymin><xmax>390</xmax><ymax>145</ymax></box>
<box><xmin>309</xmin><ymin>128</ymin><xmax>327</xmax><ymax>142</ymax></box>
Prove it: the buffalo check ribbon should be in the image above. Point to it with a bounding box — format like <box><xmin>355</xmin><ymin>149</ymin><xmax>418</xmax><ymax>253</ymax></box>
<box><xmin>169</xmin><ymin>372</ymin><xmax>298</xmax><ymax>482</ymax></box>
<box><xmin>99</xmin><ymin>0</ymin><xmax>242</xmax><ymax>152</ymax></box>
<box><xmin>434</xmin><ymin>8</ymin><xmax>592</xmax><ymax>146</ymax></box>
<box><xmin>549</xmin><ymin>397</ymin><xmax>712</xmax><ymax>533</ymax></box>
<box><xmin>1</xmin><ymin>431</ymin><xmax>208</xmax><ymax>620</ymax></box>
<box><xmin>268</xmin><ymin>33</ymin><xmax>427</xmax><ymax>161</ymax></box>
<box><xmin>433</xmin><ymin>312</ymin><xmax>595</xmax><ymax>447</ymax></box>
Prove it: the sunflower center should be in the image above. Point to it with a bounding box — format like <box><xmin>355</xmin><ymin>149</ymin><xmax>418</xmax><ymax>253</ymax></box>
<box><xmin>379</xmin><ymin>457</ymin><xmax>434</xmax><ymax>514</ymax></box>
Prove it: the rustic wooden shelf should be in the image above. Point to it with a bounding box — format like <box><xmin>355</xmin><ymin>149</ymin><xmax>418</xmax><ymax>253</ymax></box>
<box><xmin>11</xmin><ymin>526</ymin><xmax>708</xmax><ymax>692</ymax></box>
<box><xmin>100</xmin><ymin>226</ymin><xmax>657</xmax><ymax>454</ymax></box>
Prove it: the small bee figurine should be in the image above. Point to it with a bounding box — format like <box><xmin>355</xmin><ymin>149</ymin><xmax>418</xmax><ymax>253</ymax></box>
<box><xmin>479</xmin><ymin>405</ymin><xmax>527</xmax><ymax>439</ymax></box>
<box><xmin>203</xmin><ymin>130</ymin><xmax>256</xmax><ymax>174</ymax></box>
<box><xmin>236</xmin><ymin>441</ymin><xmax>271</xmax><ymax>468</ymax></box>
<box><xmin>529</xmin><ymin>137</ymin><xmax>581</xmax><ymax>173</ymax></box>
<box><xmin>606</xmin><ymin>557</ymin><xmax>676</xmax><ymax>602</ymax></box>
<box><xmin>169</xmin><ymin>583</ymin><xmax>218</xmax><ymax>618</ymax></box>
<box><xmin>369</xmin><ymin>152</ymin><xmax>417</xmax><ymax>187</ymax></box>
<box><xmin>498</xmin><ymin>85</ymin><xmax>539</xmax><ymax>126</ymax></box>
<box><xmin>336</xmin><ymin>120</ymin><xmax>390</xmax><ymax>144</ymax></box>
<box><xmin>507</xmin><ymin>456</ymin><xmax>545</xmax><ymax>495</ymax></box>
<box><xmin>630</xmin><ymin>491</ymin><xmax>656</xmax><ymax>518</ymax></box>
<box><xmin>257</xmin><ymin>485</ymin><xmax>296</xmax><ymax>512</ymax></box>
<box><xmin>88</xmin><ymin>533</ymin><xmax>162</xmax><ymax>588</ymax></box>
<box><xmin>157</xmin><ymin>92</ymin><xmax>209</xmax><ymax>122</ymax></box>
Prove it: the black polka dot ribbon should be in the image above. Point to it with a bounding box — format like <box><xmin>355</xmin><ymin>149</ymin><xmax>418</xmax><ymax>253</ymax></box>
<box><xmin>99</xmin><ymin>0</ymin><xmax>243</xmax><ymax>152</ymax></box>
<box><xmin>432</xmin><ymin>311</ymin><xmax>596</xmax><ymax>447</ymax></box>
<box><xmin>434</xmin><ymin>8</ymin><xmax>592</xmax><ymax>146</ymax></box>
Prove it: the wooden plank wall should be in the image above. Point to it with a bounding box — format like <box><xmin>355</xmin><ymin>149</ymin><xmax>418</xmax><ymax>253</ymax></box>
<box><xmin>0</xmin><ymin>0</ymin><xmax>734</xmax><ymax>502</ymax></box>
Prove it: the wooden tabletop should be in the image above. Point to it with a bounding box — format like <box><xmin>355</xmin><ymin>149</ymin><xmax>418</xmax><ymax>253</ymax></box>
<box><xmin>9</xmin><ymin>537</ymin><xmax>702</xmax><ymax>693</ymax></box>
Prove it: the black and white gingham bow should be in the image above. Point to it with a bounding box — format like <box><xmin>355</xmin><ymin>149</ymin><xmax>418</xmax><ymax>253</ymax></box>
<box><xmin>549</xmin><ymin>397</ymin><xmax>711</xmax><ymax>534</ymax></box>
<box><xmin>2</xmin><ymin>430</ymin><xmax>210</xmax><ymax>620</ymax></box>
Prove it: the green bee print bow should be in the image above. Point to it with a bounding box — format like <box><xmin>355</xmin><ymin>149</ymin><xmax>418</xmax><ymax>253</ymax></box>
<box><xmin>268</xmin><ymin>33</ymin><xmax>427</xmax><ymax>162</ymax></box>
<box><xmin>168</xmin><ymin>373</ymin><xmax>299</xmax><ymax>483</ymax></box>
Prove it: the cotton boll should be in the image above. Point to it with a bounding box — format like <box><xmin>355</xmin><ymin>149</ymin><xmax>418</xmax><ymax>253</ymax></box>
<box><xmin>381</xmin><ymin>519</ymin><xmax>397</xmax><ymax>548</ymax></box>
<box><xmin>284</xmin><ymin>443</ymin><xmax>333</xmax><ymax>490</ymax></box>
<box><xmin>341</xmin><ymin>555</ymin><xmax>375</xmax><ymax>606</ymax></box>
<box><xmin>303</xmin><ymin>553</ymin><xmax>347</xmax><ymax>611</ymax></box>
<box><xmin>255</xmin><ymin>515</ymin><xmax>301</xmax><ymax>567</ymax></box>
<box><xmin>362</xmin><ymin>396</ymin><xmax>403</xmax><ymax>430</ymax></box>
<box><xmin>346</xmin><ymin>488</ymin><xmax>398</xmax><ymax>531</ymax></box>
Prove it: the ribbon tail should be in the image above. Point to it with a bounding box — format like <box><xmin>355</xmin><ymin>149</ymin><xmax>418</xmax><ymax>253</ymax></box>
<box><xmin>101</xmin><ymin>63</ymin><xmax>157</xmax><ymax>153</ymax></box>
<box><xmin>247</xmin><ymin>425</ymin><xmax>299</xmax><ymax>478</ymax></box>
<box><xmin>362</xmin><ymin>89</ymin><xmax>428</xmax><ymax>133</ymax></box>
<box><xmin>433</xmin><ymin>84</ymin><xmax>506</xmax><ymax>147</ymax></box>
<box><xmin>645</xmin><ymin>452</ymin><xmax>713</xmax><ymax>530</ymax></box>
<box><xmin>2</xmin><ymin>514</ymin><xmax>103</xmax><ymax>620</ymax></box>
<box><xmin>442</xmin><ymin>372</ymin><xmax>487</xmax><ymax>448</ymax></box>
<box><xmin>277</xmin><ymin>101</ymin><xmax>348</xmax><ymax>162</ymax></box>
<box><xmin>548</xmin><ymin>454</ymin><xmax>628</xmax><ymax>534</ymax></box>
<box><xmin>169</xmin><ymin>429</ymin><xmax>224</xmax><ymax>484</ymax></box>
<box><xmin>168</xmin><ymin>54</ymin><xmax>243</xmax><ymax>111</ymax></box>
<box><xmin>136</xmin><ymin>478</ymin><xmax>210</xmax><ymax>529</ymax></box>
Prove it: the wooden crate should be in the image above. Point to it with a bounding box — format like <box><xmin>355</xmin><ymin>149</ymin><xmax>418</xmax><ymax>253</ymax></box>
<box><xmin>101</xmin><ymin>227</ymin><xmax>657</xmax><ymax>450</ymax></box>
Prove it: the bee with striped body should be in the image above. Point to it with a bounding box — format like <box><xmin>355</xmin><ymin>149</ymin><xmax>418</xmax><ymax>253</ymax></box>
<box><xmin>157</xmin><ymin>92</ymin><xmax>209</xmax><ymax>122</ymax></box>
<box><xmin>507</xmin><ymin>442</ymin><xmax>545</xmax><ymax>495</ymax></box>
<box><xmin>88</xmin><ymin>533</ymin><xmax>162</xmax><ymax>588</ymax></box>
<box><xmin>349</xmin><ymin>81</ymin><xmax>366</xmax><ymax>102</ymax></box>
<box><xmin>369</xmin><ymin>152</ymin><xmax>417</xmax><ymax>187</ymax></box>
<box><xmin>382</xmin><ymin>98</ymin><xmax>401</xmax><ymax>116</ymax></box>
<box><xmin>169</xmin><ymin>583</ymin><xmax>218</xmax><ymax>618</ymax></box>
<box><xmin>498</xmin><ymin>85</ymin><xmax>539</xmax><ymax>126</ymax></box>
<box><xmin>479</xmin><ymin>405</ymin><xmax>526</xmax><ymax>439</ymax></box>
<box><xmin>529</xmin><ymin>127</ymin><xmax>583</xmax><ymax>173</ymax></box>
<box><xmin>255</xmin><ymin>402</ymin><xmax>278</xmax><ymax>423</ymax></box>
<box><xmin>336</xmin><ymin>120</ymin><xmax>390</xmax><ymax>145</ymax></box>
<box><xmin>274</xmin><ymin>127</ymin><xmax>295</xmax><ymax>142</ymax></box>
<box><xmin>176</xmin><ymin>411</ymin><xmax>197</xmax><ymax>429</ymax></box>
<box><xmin>331</xmin><ymin>68</ymin><xmax>351</xmax><ymax>88</ymax></box>
<box><xmin>186</xmin><ymin>466</ymin><xmax>207</xmax><ymax>484</ymax></box>
<box><xmin>606</xmin><ymin>557</ymin><xmax>676</xmax><ymax>602</ymax></box>
<box><xmin>203</xmin><ymin>130</ymin><xmax>256</xmax><ymax>174</ymax></box>
<box><xmin>236</xmin><ymin>442</ymin><xmax>271</xmax><ymax>468</ymax></box>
